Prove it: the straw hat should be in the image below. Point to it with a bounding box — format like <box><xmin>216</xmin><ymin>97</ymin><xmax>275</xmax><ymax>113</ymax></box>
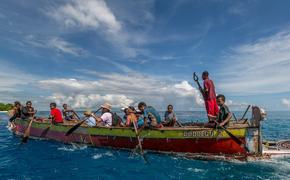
<box><xmin>101</xmin><ymin>103</ymin><xmax>112</xmax><ymax>111</ymax></box>
<box><xmin>83</xmin><ymin>110</ymin><xmax>92</xmax><ymax>116</ymax></box>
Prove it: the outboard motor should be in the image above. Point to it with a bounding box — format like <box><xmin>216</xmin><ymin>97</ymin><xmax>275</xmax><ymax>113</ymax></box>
<box><xmin>250</xmin><ymin>106</ymin><xmax>267</xmax><ymax>154</ymax></box>
<box><xmin>251</xmin><ymin>106</ymin><xmax>267</xmax><ymax>126</ymax></box>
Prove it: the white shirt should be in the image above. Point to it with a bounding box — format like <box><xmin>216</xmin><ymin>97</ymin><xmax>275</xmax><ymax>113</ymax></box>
<box><xmin>100</xmin><ymin>112</ymin><xmax>112</xmax><ymax>127</ymax></box>
<box><xmin>85</xmin><ymin>116</ymin><xmax>96</xmax><ymax>127</ymax></box>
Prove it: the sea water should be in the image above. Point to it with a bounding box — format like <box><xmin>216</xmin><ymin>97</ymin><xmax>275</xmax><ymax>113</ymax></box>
<box><xmin>0</xmin><ymin>111</ymin><xmax>290</xmax><ymax>179</ymax></box>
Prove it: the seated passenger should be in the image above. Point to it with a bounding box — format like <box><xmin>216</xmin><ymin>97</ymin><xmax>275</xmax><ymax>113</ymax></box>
<box><xmin>124</xmin><ymin>107</ymin><xmax>137</xmax><ymax>127</ymax></box>
<box><xmin>93</xmin><ymin>103</ymin><xmax>112</xmax><ymax>127</ymax></box>
<box><xmin>49</xmin><ymin>102</ymin><xmax>63</xmax><ymax>124</ymax></box>
<box><xmin>138</xmin><ymin>102</ymin><xmax>162</xmax><ymax>128</ymax></box>
<box><xmin>21</xmin><ymin>101</ymin><xmax>36</xmax><ymax>119</ymax></box>
<box><xmin>62</xmin><ymin>103</ymin><xmax>79</xmax><ymax>121</ymax></box>
<box><xmin>9</xmin><ymin>101</ymin><xmax>22</xmax><ymax>122</ymax></box>
<box><xmin>162</xmin><ymin>104</ymin><xmax>177</xmax><ymax>127</ymax></box>
<box><xmin>209</xmin><ymin>94</ymin><xmax>232</xmax><ymax>127</ymax></box>
<box><xmin>83</xmin><ymin>110</ymin><xmax>96</xmax><ymax>127</ymax></box>
<box><xmin>123</xmin><ymin>108</ymin><xmax>128</xmax><ymax>123</ymax></box>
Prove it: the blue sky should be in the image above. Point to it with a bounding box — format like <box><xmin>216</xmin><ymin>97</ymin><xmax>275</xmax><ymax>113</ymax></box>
<box><xmin>1</xmin><ymin>0</ymin><xmax>290</xmax><ymax>111</ymax></box>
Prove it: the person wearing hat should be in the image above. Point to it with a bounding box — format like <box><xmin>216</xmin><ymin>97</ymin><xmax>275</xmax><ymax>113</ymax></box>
<box><xmin>93</xmin><ymin>103</ymin><xmax>113</xmax><ymax>127</ymax></box>
<box><xmin>83</xmin><ymin>110</ymin><xmax>96</xmax><ymax>127</ymax></box>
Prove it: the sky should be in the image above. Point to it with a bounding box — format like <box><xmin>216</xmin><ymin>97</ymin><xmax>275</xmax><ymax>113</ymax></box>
<box><xmin>1</xmin><ymin>0</ymin><xmax>290</xmax><ymax>111</ymax></box>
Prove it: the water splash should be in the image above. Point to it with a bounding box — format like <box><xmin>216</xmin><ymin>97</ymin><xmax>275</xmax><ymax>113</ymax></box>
<box><xmin>57</xmin><ymin>143</ymin><xmax>87</xmax><ymax>151</ymax></box>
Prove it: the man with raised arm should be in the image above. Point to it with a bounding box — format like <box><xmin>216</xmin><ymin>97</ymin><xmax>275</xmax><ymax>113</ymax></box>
<box><xmin>202</xmin><ymin>71</ymin><xmax>219</xmax><ymax>122</ymax></box>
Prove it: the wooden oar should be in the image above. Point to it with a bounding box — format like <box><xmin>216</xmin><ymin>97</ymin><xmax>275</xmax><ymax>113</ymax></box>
<box><xmin>40</xmin><ymin>125</ymin><xmax>51</xmax><ymax>138</ymax></box>
<box><xmin>73</xmin><ymin>111</ymin><xmax>80</xmax><ymax>120</ymax></box>
<box><xmin>65</xmin><ymin>108</ymin><xmax>101</xmax><ymax>136</ymax></box>
<box><xmin>175</xmin><ymin>120</ymin><xmax>183</xmax><ymax>127</ymax></box>
<box><xmin>22</xmin><ymin>116</ymin><xmax>34</xmax><ymax>143</ymax></box>
<box><xmin>233</xmin><ymin>113</ymin><xmax>238</xmax><ymax>121</ymax></box>
<box><xmin>214</xmin><ymin>120</ymin><xmax>249</xmax><ymax>152</ymax></box>
<box><xmin>242</xmin><ymin>105</ymin><xmax>251</xmax><ymax>123</ymax></box>
<box><xmin>133</xmin><ymin>121</ymin><xmax>149</xmax><ymax>163</ymax></box>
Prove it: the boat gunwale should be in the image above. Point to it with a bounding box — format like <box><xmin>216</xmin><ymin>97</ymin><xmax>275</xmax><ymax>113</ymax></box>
<box><xmin>14</xmin><ymin>118</ymin><xmax>252</xmax><ymax>131</ymax></box>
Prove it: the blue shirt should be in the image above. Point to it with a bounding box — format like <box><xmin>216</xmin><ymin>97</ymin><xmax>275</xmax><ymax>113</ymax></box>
<box><xmin>143</xmin><ymin>106</ymin><xmax>161</xmax><ymax>124</ymax></box>
<box><xmin>85</xmin><ymin>117</ymin><xmax>96</xmax><ymax>127</ymax></box>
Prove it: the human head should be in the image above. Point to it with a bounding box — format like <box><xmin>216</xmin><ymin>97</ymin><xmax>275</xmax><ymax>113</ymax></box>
<box><xmin>14</xmin><ymin>101</ymin><xmax>21</xmax><ymax>109</ymax></box>
<box><xmin>216</xmin><ymin>94</ymin><xmax>226</xmax><ymax>106</ymax></box>
<box><xmin>138</xmin><ymin>102</ymin><xmax>147</xmax><ymax>112</ymax></box>
<box><xmin>101</xmin><ymin>103</ymin><xmax>112</xmax><ymax>113</ymax></box>
<box><xmin>63</xmin><ymin>103</ymin><xmax>68</xmax><ymax>109</ymax></box>
<box><xmin>26</xmin><ymin>101</ymin><xmax>32</xmax><ymax>108</ymax></box>
<box><xmin>128</xmin><ymin>106</ymin><xmax>136</xmax><ymax>112</ymax></box>
<box><xmin>124</xmin><ymin>108</ymin><xmax>129</xmax><ymax>115</ymax></box>
<box><xmin>202</xmin><ymin>71</ymin><xmax>209</xmax><ymax>80</ymax></box>
<box><xmin>167</xmin><ymin>104</ymin><xmax>173</xmax><ymax>113</ymax></box>
<box><xmin>50</xmin><ymin>102</ymin><xmax>57</xmax><ymax>109</ymax></box>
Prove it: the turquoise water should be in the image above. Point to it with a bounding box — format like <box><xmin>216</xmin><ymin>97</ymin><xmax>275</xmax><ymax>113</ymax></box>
<box><xmin>0</xmin><ymin>111</ymin><xmax>290</xmax><ymax>179</ymax></box>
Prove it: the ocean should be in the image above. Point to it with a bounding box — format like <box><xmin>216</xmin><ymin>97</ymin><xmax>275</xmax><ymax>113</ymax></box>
<box><xmin>0</xmin><ymin>111</ymin><xmax>290</xmax><ymax>180</ymax></box>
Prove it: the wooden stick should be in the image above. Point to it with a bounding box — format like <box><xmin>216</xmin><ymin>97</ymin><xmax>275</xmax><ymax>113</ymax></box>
<box><xmin>22</xmin><ymin>117</ymin><xmax>34</xmax><ymax>143</ymax></box>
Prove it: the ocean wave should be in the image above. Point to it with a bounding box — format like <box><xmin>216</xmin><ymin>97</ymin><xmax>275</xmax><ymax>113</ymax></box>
<box><xmin>187</xmin><ymin>168</ymin><xmax>207</xmax><ymax>173</ymax></box>
<box><xmin>57</xmin><ymin>143</ymin><xmax>87</xmax><ymax>151</ymax></box>
<box><xmin>92</xmin><ymin>151</ymin><xmax>114</xmax><ymax>160</ymax></box>
<box><xmin>92</xmin><ymin>154</ymin><xmax>103</xmax><ymax>159</ymax></box>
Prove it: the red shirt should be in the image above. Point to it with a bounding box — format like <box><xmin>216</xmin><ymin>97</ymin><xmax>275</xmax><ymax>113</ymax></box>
<box><xmin>203</xmin><ymin>78</ymin><xmax>216</xmax><ymax>100</ymax></box>
<box><xmin>50</xmin><ymin>108</ymin><xmax>63</xmax><ymax>123</ymax></box>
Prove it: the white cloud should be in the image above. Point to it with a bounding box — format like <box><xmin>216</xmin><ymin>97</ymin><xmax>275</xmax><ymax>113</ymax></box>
<box><xmin>226</xmin><ymin>100</ymin><xmax>248</xmax><ymax>109</ymax></box>
<box><xmin>282</xmin><ymin>98</ymin><xmax>290</xmax><ymax>109</ymax></box>
<box><xmin>219</xmin><ymin>30</ymin><xmax>290</xmax><ymax>95</ymax></box>
<box><xmin>39</xmin><ymin>72</ymin><xmax>204</xmax><ymax>109</ymax></box>
<box><xmin>49</xmin><ymin>0</ymin><xmax>121</xmax><ymax>32</ymax></box>
<box><xmin>47</xmin><ymin>93</ymin><xmax>134</xmax><ymax>109</ymax></box>
<box><xmin>48</xmin><ymin>37</ymin><xmax>87</xmax><ymax>56</ymax></box>
<box><xmin>46</xmin><ymin>0</ymin><xmax>138</xmax><ymax>58</ymax></box>
<box><xmin>174</xmin><ymin>81</ymin><xmax>204</xmax><ymax>107</ymax></box>
<box><xmin>25</xmin><ymin>35</ymin><xmax>87</xmax><ymax>56</ymax></box>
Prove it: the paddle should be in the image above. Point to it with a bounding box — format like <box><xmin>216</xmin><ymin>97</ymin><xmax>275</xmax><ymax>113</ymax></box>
<box><xmin>242</xmin><ymin>105</ymin><xmax>251</xmax><ymax>123</ymax></box>
<box><xmin>175</xmin><ymin>120</ymin><xmax>183</xmax><ymax>127</ymax></box>
<box><xmin>133</xmin><ymin>121</ymin><xmax>149</xmax><ymax>163</ymax></box>
<box><xmin>192</xmin><ymin>72</ymin><xmax>249</xmax><ymax>152</ymax></box>
<box><xmin>233</xmin><ymin>113</ymin><xmax>238</xmax><ymax>121</ymax></box>
<box><xmin>193</xmin><ymin>72</ymin><xmax>205</xmax><ymax>98</ymax></box>
<box><xmin>74</xmin><ymin>111</ymin><xmax>80</xmax><ymax>120</ymax></box>
<box><xmin>22</xmin><ymin>116</ymin><xmax>35</xmax><ymax>143</ymax></box>
<box><xmin>40</xmin><ymin>125</ymin><xmax>51</xmax><ymax>138</ymax></box>
<box><xmin>65</xmin><ymin>108</ymin><xmax>102</xmax><ymax>136</ymax></box>
<box><xmin>214</xmin><ymin>120</ymin><xmax>249</xmax><ymax>152</ymax></box>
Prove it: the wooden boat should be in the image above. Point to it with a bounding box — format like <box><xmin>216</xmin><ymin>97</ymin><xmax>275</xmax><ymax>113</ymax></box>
<box><xmin>10</xmin><ymin>106</ymin><xmax>268</xmax><ymax>160</ymax></box>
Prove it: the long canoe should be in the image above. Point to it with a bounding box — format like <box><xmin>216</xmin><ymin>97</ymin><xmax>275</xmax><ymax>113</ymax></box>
<box><xmin>9</xmin><ymin>106</ymin><xmax>268</xmax><ymax>160</ymax></box>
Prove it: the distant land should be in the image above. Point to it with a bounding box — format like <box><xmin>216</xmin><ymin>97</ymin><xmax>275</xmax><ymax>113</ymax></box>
<box><xmin>0</xmin><ymin>103</ymin><xmax>13</xmax><ymax>111</ymax></box>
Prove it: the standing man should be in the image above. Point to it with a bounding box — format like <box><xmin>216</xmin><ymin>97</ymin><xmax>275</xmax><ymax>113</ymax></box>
<box><xmin>202</xmin><ymin>71</ymin><xmax>219</xmax><ymax>121</ymax></box>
